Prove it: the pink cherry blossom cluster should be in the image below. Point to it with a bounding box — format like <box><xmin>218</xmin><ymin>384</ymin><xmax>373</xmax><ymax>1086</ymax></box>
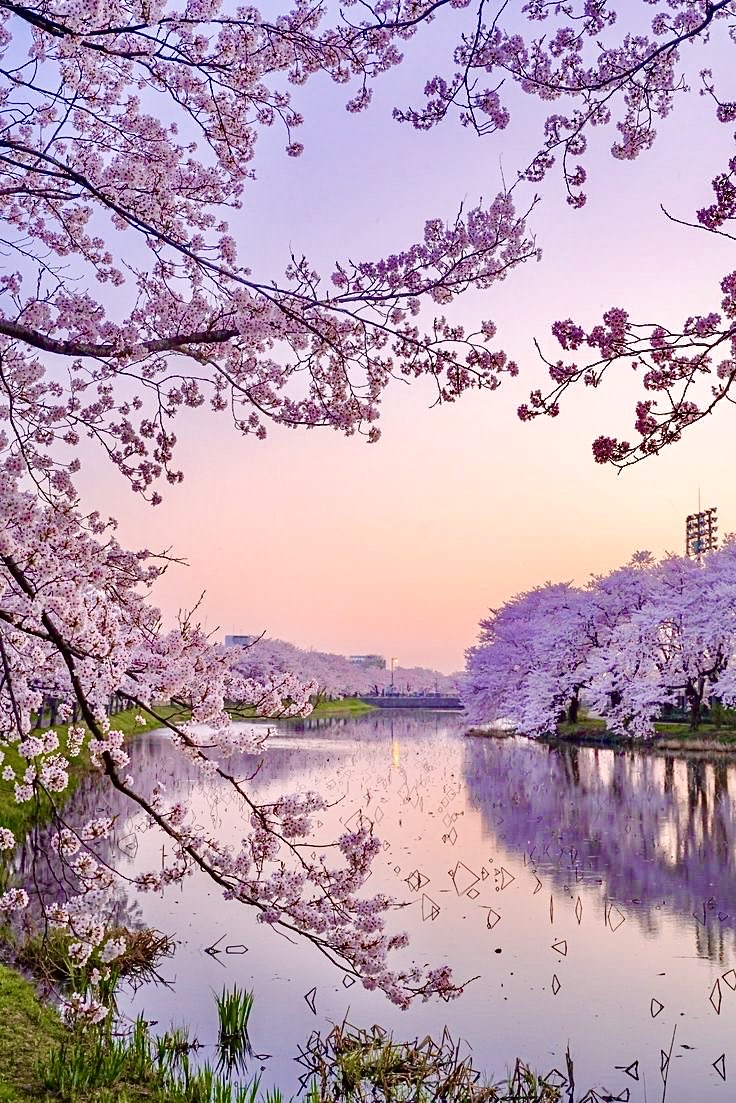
<box><xmin>0</xmin><ymin>887</ymin><xmax>29</xmax><ymax>913</ymax></box>
<box><xmin>0</xmin><ymin>0</ymin><xmax>540</xmax><ymax>502</ymax></box>
<box><xmin>463</xmin><ymin>541</ymin><xmax>736</xmax><ymax>739</ymax></box>
<box><xmin>523</xmin><ymin>265</ymin><xmax>736</xmax><ymax>465</ymax></box>
<box><xmin>397</xmin><ymin>1</ymin><xmax>733</xmax><ymax>205</ymax></box>
<box><xmin>64</xmin><ymin>991</ymin><xmax>110</xmax><ymax>1027</ymax></box>
<box><xmin>386</xmin><ymin>0</ymin><xmax>736</xmax><ymax>463</ymax></box>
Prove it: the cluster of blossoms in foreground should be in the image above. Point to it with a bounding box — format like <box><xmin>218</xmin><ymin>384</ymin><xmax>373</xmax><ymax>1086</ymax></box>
<box><xmin>463</xmin><ymin>542</ymin><xmax>736</xmax><ymax>740</ymax></box>
<box><xmin>397</xmin><ymin>0</ymin><xmax>736</xmax><ymax>465</ymax></box>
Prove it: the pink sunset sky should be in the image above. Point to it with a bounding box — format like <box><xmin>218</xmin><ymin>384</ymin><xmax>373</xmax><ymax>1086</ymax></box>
<box><xmin>80</xmin><ymin>13</ymin><xmax>736</xmax><ymax>673</ymax></box>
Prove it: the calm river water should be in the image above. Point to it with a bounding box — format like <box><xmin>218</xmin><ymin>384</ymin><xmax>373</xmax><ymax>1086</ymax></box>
<box><xmin>55</xmin><ymin>710</ymin><xmax>736</xmax><ymax>1101</ymax></box>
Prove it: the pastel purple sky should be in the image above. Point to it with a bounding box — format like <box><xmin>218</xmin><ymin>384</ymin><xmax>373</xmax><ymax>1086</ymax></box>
<box><xmin>82</xmin><ymin>15</ymin><xmax>736</xmax><ymax>672</ymax></box>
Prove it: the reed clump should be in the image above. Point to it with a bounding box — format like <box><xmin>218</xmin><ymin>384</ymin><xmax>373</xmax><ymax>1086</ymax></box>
<box><xmin>215</xmin><ymin>985</ymin><xmax>255</xmax><ymax>1073</ymax></box>
<box><xmin>297</xmin><ymin>1021</ymin><xmax>571</xmax><ymax>1102</ymax></box>
<box><xmin>39</xmin><ymin>986</ymin><xmax>264</xmax><ymax>1103</ymax></box>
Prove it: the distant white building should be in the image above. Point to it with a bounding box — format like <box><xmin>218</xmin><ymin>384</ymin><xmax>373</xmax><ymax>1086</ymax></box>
<box><xmin>225</xmin><ymin>634</ymin><xmax>257</xmax><ymax>647</ymax></box>
<box><xmin>348</xmin><ymin>654</ymin><xmax>386</xmax><ymax>669</ymax></box>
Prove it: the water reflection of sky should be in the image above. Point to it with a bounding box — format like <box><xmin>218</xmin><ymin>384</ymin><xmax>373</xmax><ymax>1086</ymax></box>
<box><xmin>30</xmin><ymin>712</ymin><xmax>736</xmax><ymax>1101</ymax></box>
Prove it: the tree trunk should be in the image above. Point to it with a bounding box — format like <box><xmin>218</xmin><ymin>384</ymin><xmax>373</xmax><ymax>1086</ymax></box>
<box><xmin>687</xmin><ymin>686</ymin><xmax>702</xmax><ymax>731</ymax></box>
<box><xmin>567</xmin><ymin>695</ymin><xmax>580</xmax><ymax>724</ymax></box>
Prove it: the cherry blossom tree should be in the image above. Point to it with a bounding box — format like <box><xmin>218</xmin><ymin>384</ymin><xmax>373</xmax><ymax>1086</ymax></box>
<box><xmin>232</xmin><ymin>637</ymin><xmax>367</xmax><ymax>697</ymax></box>
<box><xmin>587</xmin><ymin>542</ymin><xmax>736</xmax><ymax>735</ymax></box>
<box><xmin>464</xmin><ymin>545</ymin><xmax>736</xmax><ymax>741</ymax></box>
<box><xmin>3</xmin><ymin>0</ymin><xmax>730</xmax><ymax>498</ymax></box>
<box><xmin>386</xmin><ymin>665</ymin><xmax>459</xmax><ymax>695</ymax></box>
<box><xmin>461</xmin><ymin>554</ymin><xmax>656</xmax><ymax>736</ymax></box>
<box><xmin>3</xmin><ymin>0</ymin><xmax>735</xmax><ymax>1021</ymax></box>
<box><xmin>516</xmin><ymin>3</ymin><xmax>736</xmax><ymax>466</ymax></box>
<box><xmin>568</xmin><ymin>551</ymin><xmax>657</xmax><ymax>718</ymax></box>
<box><xmin>0</xmin><ymin>0</ymin><xmax>539</xmax><ymax>505</ymax></box>
<box><xmin>462</xmin><ymin>582</ymin><xmax>593</xmax><ymax>736</ymax></box>
<box><xmin>232</xmin><ymin>637</ymin><xmax>456</xmax><ymax>698</ymax></box>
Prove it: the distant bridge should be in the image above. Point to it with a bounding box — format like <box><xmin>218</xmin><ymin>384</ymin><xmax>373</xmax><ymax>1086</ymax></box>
<box><xmin>358</xmin><ymin>695</ymin><xmax>462</xmax><ymax>710</ymax></box>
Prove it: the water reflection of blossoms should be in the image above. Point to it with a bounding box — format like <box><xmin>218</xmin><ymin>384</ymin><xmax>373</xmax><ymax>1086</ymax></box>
<box><xmin>464</xmin><ymin>738</ymin><xmax>736</xmax><ymax>963</ymax></box>
<box><xmin>14</xmin><ymin>713</ymin><xmax>459</xmax><ymax>993</ymax></box>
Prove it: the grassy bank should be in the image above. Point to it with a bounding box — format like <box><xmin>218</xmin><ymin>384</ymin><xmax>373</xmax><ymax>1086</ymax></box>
<box><xmin>467</xmin><ymin>715</ymin><xmax>736</xmax><ymax>752</ymax></box>
<box><xmin>240</xmin><ymin>696</ymin><xmax>376</xmax><ymax>721</ymax></box>
<box><xmin>553</xmin><ymin>716</ymin><xmax>736</xmax><ymax>751</ymax></box>
<box><xmin>0</xmin><ymin>974</ymin><xmax>267</xmax><ymax>1103</ymax></box>
<box><xmin>0</xmin><ymin>963</ymin><xmax>65</xmax><ymax>1103</ymax></box>
<box><xmin>0</xmin><ymin>708</ymin><xmax>168</xmax><ymax>839</ymax></box>
<box><xmin>0</xmin><ymin>969</ymin><xmax>263</xmax><ymax>1103</ymax></box>
<box><xmin>302</xmin><ymin>697</ymin><xmax>375</xmax><ymax>717</ymax></box>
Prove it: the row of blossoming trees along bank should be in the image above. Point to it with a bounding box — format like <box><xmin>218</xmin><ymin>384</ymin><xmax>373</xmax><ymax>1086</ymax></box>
<box><xmin>234</xmin><ymin>639</ymin><xmax>459</xmax><ymax>699</ymax></box>
<box><xmin>462</xmin><ymin>544</ymin><xmax>736</xmax><ymax>740</ymax></box>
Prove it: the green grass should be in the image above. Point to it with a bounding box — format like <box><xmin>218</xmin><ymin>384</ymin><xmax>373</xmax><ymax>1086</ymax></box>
<box><xmin>0</xmin><ymin>961</ymin><xmax>65</xmax><ymax>1103</ymax></box>
<box><xmin>38</xmin><ymin>1004</ymin><xmax>268</xmax><ymax>1103</ymax></box>
<box><xmin>652</xmin><ymin>726</ymin><xmax>736</xmax><ymax>748</ymax></box>
<box><xmin>466</xmin><ymin>710</ymin><xmax>736</xmax><ymax>749</ymax></box>
<box><xmin>553</xmin><ymin>717</ymin><xmax>736</xmax><ymax>748</ymax></box>
<box><xmin>0</xmin><ymin>973</ymin><xmax>266</xmax><ymax>1103</ymax></box>
<box><xmin>233</xmin><ymin>697</ymin><xmax>376</xmax><ymax>721</ymax></box>
<box><xmin>0</xmin><ymin>707</ymin><xmax>170</xmax><ymax>839</ymax></box>
<box><xmin>304</xmin><ymin>697</ymin><xmax>375</xmax><ymax>717</ymax></box>
<box><xmin>214</xmin><ymin>986</ymin><xmax>254</xmax><ymax>1074</ymax></box>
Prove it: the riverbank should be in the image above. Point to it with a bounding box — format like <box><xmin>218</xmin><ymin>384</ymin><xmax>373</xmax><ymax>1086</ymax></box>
<box><xmin>466</xmin><ymin>717</ymin><xmax>736</xmax><ymax>753</ymax></box>
<box><xmin>244</xmin><ymin>696</ymin><xmax>376</xmax><ymax>720</ymax></box>
<box><xmin>0</xmin><ymin>962</ymin><xmax>65</xmax><ymax>1102</ymax></box>
<box><xmin>552</xmin><ymin>720</ymin><xmax>736</xmax><ymax>753</ymax></box>
<box><xmin>303</xmin><ymin>697</ymin><xmax>376</xmax><ymax>717</ymax></box>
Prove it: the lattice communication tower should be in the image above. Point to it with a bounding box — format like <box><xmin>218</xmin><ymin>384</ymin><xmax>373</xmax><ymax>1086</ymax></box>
<box><xmin>685</xmin><ymin>507</ymin><xmax>718</xmax><ymax>559</ymax></box>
